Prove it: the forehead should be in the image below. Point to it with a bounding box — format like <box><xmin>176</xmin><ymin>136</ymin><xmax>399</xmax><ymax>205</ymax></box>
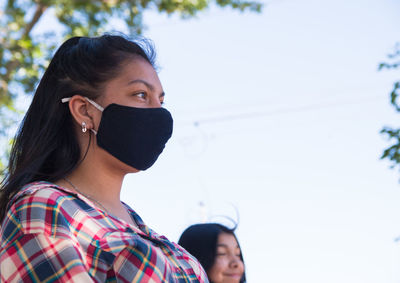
<box><xmin>217</xmin><ymin>232</ymin><xmax>239</xmax><ymax>248</ymax></box>
<box><xmin>115</xmin><ymin>57</ymin><xmax>159</xmax><ymax>84</ymax></box>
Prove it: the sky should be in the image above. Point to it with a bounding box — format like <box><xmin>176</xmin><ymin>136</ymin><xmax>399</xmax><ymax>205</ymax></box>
<box><xmin>20</xmin><ymin>0</ymin><xmax>400</xmax><ymax>281</ymax></box>
<box><xmin>119</xmin><ymin>0</ymin><xmax>400</xmax><ymax>282</ymax></box>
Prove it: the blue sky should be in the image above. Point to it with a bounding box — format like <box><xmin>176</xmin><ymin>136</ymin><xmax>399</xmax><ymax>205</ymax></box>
<box><xmin>120</xmin><ymin>0</ymin><xmax>400</xmax><ymax>282</ymax></box>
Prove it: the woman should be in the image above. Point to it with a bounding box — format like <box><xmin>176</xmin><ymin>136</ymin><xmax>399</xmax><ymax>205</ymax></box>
<box><xmin>0</xmin><ymin>35</ymin><xmax>208</xmax><ymax>282</ymax></box>
<box><xmin>178</xmin><ymin>224</ymin><xmax>246</xmax><ymax>283</ymax></box>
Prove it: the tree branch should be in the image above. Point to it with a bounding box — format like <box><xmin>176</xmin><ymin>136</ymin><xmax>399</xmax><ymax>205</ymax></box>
<box><xmin>0</xmin><ymin>3</ymin><xmax>48</xmax><ymax>102</ymax></box>
<box><xmin>23</xmin><ymin>3</ymin><xmax>47</xmax><ymax>37</ymax></box>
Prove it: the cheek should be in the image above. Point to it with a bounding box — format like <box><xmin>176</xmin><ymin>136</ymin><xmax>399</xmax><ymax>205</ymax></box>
<box><xmin>238</xmin><ymin>260</ymin><xmax>245</xmax><ymax>274</ymax></box>
<box><xmin>208</xmin><ymin>258</ymin><xmax>229</xmax><ymax>282</ymax></box>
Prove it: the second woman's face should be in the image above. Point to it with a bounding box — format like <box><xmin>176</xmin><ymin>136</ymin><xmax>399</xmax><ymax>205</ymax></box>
<box><xmin>207</xmin><ymin>233</ymin><xmax>244</xmax><ymax>283</ymax></box>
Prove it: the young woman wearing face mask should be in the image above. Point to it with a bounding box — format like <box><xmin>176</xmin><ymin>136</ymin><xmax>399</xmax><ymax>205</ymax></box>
<box><xmin>0</xmin><ymin>35</ymin><xmax>208</xmax><ymax>283</ymax></box>
<box><xmin>178</xmin><ymin>224</ymin><xmax>246</xmax><ymax>283</ymax></box>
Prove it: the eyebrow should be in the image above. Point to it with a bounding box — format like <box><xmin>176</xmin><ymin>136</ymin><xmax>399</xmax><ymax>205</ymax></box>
<box><xmin>217</xmin><ymin>244</ymin><xmax>240</xmax><ymax>248</ymax></box>
<box><xmin>127</xmin><ymin>79</ymin><xmax>165</xmax><ymax>98</ymax></box>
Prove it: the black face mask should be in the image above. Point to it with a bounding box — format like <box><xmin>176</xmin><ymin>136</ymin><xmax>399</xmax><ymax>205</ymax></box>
<box><xmin>62</xmin><ymin>97</ymin><xmax>173</xmax><ymax>170</ymax></box>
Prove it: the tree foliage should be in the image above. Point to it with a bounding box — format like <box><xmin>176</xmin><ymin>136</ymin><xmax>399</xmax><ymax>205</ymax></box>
<box><xmin>0</xmin><ymin>0</ymin><xmax>263</xmax><ymax>174</ymax></box>
<box><xmin>380</xmin><ymin>43</ymin><xmax>400</xmax><ymax>171</ymax></box>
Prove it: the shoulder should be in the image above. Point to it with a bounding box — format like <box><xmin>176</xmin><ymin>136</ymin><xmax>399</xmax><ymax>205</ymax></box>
<box><xmin>10</xmin><ymin>181</ymin><xmax>76</xmax><ymax>204</ymax></box>
<box><xmin>3</xmin><ymin>181</ymin><xmax>79</xmax><ymax>237</ymax></box>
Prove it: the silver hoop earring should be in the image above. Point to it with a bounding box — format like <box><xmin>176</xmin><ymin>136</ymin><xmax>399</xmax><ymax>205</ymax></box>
<box><xmin>81</xmin><ymin>121</ymin><xmax>87</xmax><ymax>133</ymax></box>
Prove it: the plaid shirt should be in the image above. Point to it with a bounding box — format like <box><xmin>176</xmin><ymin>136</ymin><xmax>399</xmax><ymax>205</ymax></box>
<box><xmin>0</xmin><ymin>182</ymin><xmax>208</xmax><ymax>283</ymax></box>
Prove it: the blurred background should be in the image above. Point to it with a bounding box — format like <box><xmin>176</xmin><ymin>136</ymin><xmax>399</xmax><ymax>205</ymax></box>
<box><xmin>1</xmin><ymin>0</ymin><xmax>400</xmax><ymax>282</ymax></box>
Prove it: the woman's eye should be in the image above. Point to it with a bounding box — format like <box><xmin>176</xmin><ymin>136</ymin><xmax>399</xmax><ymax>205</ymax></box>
<box><xmin>134</xmin><ymin>92</ymin><xmax>146</xmax><ymax>99</ymax></box>
<box><xmin>216</xmin><ymin>253</ymin><xmax>226</xmax><ymax>256</ymax></box>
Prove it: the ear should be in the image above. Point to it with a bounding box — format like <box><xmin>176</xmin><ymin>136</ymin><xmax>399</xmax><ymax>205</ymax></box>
<box><xmin>68</xmin><ymin>95</ymin><xmax>97</xmax><ymax>130</ymax></box>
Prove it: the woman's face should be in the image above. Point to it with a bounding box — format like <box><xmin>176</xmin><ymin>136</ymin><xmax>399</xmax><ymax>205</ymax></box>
<box><xmin>89</xmin><ymin>57</ymin><xmax>165</xmax><ymax>173</ymax></box>
<box><xmin>207</xmin><ymin>232</ymin><xmax>244</xmax><ymax>283</ymax></box>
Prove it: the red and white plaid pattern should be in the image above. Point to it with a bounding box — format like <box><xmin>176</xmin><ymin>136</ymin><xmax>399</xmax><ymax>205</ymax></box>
<box><xmin>0</xmin><ymin>181</ymin><xmax>208</xmax><ymax>282</ymax></box>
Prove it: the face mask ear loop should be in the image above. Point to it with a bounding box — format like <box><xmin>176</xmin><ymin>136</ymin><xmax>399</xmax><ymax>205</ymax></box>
<box><xmin>61</xmin><ymin>97</ymin><xmax>104</xmax><ymax>112</ymax></box>
<box><xmin>61</xmin><ymin>97</ymin><xmax>102</xmax><ymax>135</ymax></box>
<box><xmin>83</xmin><ymin>97</ymin><xmax>104</xmax><ymax>136</ymax></box>
<box><xmin>84</xmin><ymin>97</ymin><xmax>104</xmax><ymax>112</ymax></box>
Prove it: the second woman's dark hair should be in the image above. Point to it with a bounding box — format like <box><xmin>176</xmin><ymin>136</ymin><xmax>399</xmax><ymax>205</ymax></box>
<box><xmin>0</xmin><ymin>34</ymin><xmax>156</xmax><ymax>223</ymax></box>
<box><xmin>178</xmin><ymin>223</ymin><xmax>246</xmax><ymax>283</ymax></box>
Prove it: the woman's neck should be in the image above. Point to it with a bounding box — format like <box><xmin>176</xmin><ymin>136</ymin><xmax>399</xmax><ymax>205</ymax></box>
<box><xmin>57</xmin><ymin>150</ymin><xmax>126</xmax><ymax>212</ymax></box>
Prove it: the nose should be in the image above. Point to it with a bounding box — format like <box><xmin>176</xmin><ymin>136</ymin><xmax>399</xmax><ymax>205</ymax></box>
<box><xmin>229</xmin><ymin>256</ymin><xmax>241</xmax><ymax>268</ymax></box>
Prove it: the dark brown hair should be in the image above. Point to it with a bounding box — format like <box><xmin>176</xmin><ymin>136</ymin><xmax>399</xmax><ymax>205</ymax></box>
<box><xmin>0</xmin><ymin>34</ymin><xmax>156</xmax><ymax>223</ymax></box>
<box><xmin>178</xmin><ymin>223</ymin><xmax>246</xmax><ymax>283</ymax></box>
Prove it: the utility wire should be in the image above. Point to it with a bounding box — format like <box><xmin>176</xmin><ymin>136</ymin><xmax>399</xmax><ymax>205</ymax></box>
<box><xmin>189</xmin><ymin>95</ymin><xmax>384</xmax><ymax>126</ymax></box>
